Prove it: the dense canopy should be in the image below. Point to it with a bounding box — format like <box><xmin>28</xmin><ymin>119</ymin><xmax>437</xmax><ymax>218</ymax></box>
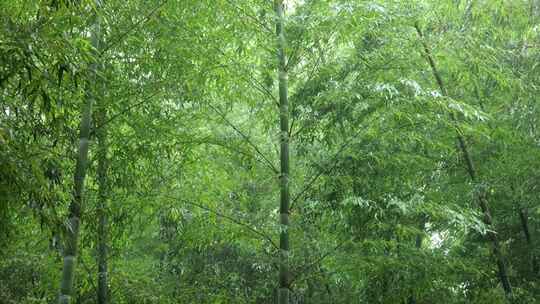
<box><xmin>1</xmin><ymin>0</ymin><xmax>539</xmax><ymax>303</ymax></box>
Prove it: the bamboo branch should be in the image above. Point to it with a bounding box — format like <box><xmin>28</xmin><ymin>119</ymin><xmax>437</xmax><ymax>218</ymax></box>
<box><xmin>163</xmin><ymin>195</ymin><xmax>279</xmax><ymax>250</ymax></box>
<box><xmin>289</xmin><ymin>238</ymin><xmax>353</xmax><ymax>286</ymax></box>
<box><xmin>100</xmin><ymin>1</ymin><xmax>168</xmax><ymax>56</ymax></box>
<box><xmin>207</xmin><ymin>103</ymin><xmax>279</xmax><ymax>174</ymax></box>
<box><xmin>290</xmin><ymin>105</ymin><xmax>380</xmax><ymax>210</ymax></box>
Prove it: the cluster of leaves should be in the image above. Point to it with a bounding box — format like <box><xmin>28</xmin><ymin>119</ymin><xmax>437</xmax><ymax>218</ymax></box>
<box><xmin>1</xmin><ymin>0</ymin><xmax>539</xmax><ymax>303</ymax></box>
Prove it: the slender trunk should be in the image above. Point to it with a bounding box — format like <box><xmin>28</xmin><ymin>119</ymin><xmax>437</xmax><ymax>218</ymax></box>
<box><xmin>407</xmin><ymin>219</ymin><xmax>425</xmax><ymax>304</ymax></box>
<box><xmin>318</xmin><ymin>266</ymin><xmax>332</xmax><ymax>301</ymax></box>
<box><xmin>531</xmin><ymin>0</ymin><xmax>540</xmax><ymax>23</ymax></box>
<box><xmin>96</xmin><ymin>98</ymin><xmax>109</xmax><ymax>303</ymax></box>
<box><xmin>57</xmin><ymin>8</ymin><xmax>100</xmax><ymax>304</ymax></box>
<box><xmin>414</xmin><ymin>23</ymin><xmax>513</xmax><ymax>299</ymax></box>
<box><xmin>519</xmin><ymin>208</ymin><xmax>539</xmax><ymax>276</ymax></box>
<box><xmin>274</xmin><ymin>1</ymin><xmax>290</xmax><ymax>303</ymax></box>
<box><xmin>407</xmin><ymin>293</ymin><xmax>416</xmax><ymax>304</ymax></box>
<box><xmin>414</xmin><ymin>222</ymin><xmax>424</xmax><ymax>249</ymax></box>
<box><xmin>463</xmin><ymin>0</ymin><xmax>475</xmax><ymax>26</ymax></box>
<box><xmin>306</xmin><ymin>279</ymin><xmax>314</xmax><ymax>303</ymax></box>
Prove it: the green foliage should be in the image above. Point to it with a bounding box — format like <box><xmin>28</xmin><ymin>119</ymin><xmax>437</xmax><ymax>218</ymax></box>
<box><xmin>1</xmin><ymin>0</ymin><xmax>539</xmax><ymax>303</ymax></box>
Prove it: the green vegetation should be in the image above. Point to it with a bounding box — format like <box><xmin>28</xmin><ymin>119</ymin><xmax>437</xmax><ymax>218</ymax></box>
<box><xmin>1</xmin><ymin>0</ymin><xmax>539</xmax><ymax>303</ymax></box>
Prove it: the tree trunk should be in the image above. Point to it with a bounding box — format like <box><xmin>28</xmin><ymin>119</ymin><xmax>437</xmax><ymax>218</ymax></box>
<box><xmin>57</xmin><ymin>7</ymin><xmax>100</xmax><ymax>304</ymax></box>
<box><xmin>519</xmin><ymin>208</ymin><xmax>539</xmax><ymax>276</ymax></box>
<box><xmin>414</xmin><ymin>22</ymin><xmax>513</xmax><ymax>299</ymax></box>
<box><xmin>274</xmin><ymin>1</ymin><xmax>291</xmax><ymax>304</ymax></box>
<box><xmin>463</xmin><ymin>0</ymin><xmax>475</xmax><ymax>25</ymax></box>
<box><xmin>531</xmin><ymin>0</ymin><xmax>540</xmax><ymax>22</ymax></box>
<box><xmin>306</xmin><ymin>279</ymin><xmax>314</xmax><ymax>303</ymax></box>
<box><xmin>407</xmin><ymin>218</ymin><xmax>425</xmax><ymax>304</ymax></box>
<box><xmin>96</xmin><ymin>95</ymin><xmax>109</xmax><ymax>303</ymax></box>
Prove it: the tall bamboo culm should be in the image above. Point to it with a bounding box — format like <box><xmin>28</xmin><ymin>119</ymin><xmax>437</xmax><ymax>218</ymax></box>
<box><xmin>57</xmin><ymin>4</ymin><xmax>101</xmax><ymax>304</ymax></box>
<box><xmin>274</xmin><ymin>1</ymin><xmax>290</xmax><ymax>303</ymax></box>
<box><xmin>96</xmin><ymin>87</ymin><xmax>109</xmax><ymax>304</ymax></box>
<box><xmin>415</xmin><ymin>22</ymin><xmax>513</xmax><ymax>300</ymax></box>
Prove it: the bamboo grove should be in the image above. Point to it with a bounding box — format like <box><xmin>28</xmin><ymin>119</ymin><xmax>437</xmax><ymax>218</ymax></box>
<box><xmin>1</xmin><ymin>0</ymin><xmax>539</xmax><ymax>303</ymax></box>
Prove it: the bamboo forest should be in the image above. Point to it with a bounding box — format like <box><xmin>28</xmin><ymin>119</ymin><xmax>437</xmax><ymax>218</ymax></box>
<box><xmin>2</xmin><ymin>0</ymin><xmax>540</xmax><ymax>303</ymax></box>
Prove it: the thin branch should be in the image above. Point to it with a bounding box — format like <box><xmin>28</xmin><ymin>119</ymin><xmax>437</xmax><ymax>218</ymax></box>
<box><xmin>207</xmin><ymin>103</ymin><xmax>279</xmax><ymax>174</ymax></box>
<box><xmin>288</xmin><ymin>50</ymin><xmax>326</xmax><ymax>137</ymax></box>
<box><xmin>211</xmin><ymin>46</ymin><xmax>277</xmax><ymax>104</ymax></box>
<box><xmin>95</xmin><ymin>90</ymin><xmax>162</xmax><ymax>130</ymax></box>
<box><xmin>290</xmin><ymin>105</ymin><xmax>379</xmax><ymax>210</ymax></box>
<box><xmin>223</xmin><ymin>0</ymin><xmax>273</xmax><ymax>34</ymax></box>
<box><xmin>164</xmin><ymin>195</ymin><xmax>279</xmax><ymax>250</ymax></box>
<box><xmin>291</xmin><ymin>118</ymin><xmax>424</xmax><ymax>211</ymax></box>
<box><xmin>100</xmin><ymin>0</ymin><xmax>168</xmax><ymax>56</ymax></box>
<box><xmin>79</xmin><ymin>255</ymin><xmax>98</xmax><ymax>294</ymax></box>
<box><xmin>116</xmin><ymin>188</ymin><xmax>280</xmax><ymax>251</ymax></box>
<box><xmin>289</xmin><ymin>238</ymin><xmax>353</xmax><ymax>286</ymax></box>
<box><xmin>289</xmin><ymin>58</ymin><xmax>360</xmax><ymax>138</ymax></box>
